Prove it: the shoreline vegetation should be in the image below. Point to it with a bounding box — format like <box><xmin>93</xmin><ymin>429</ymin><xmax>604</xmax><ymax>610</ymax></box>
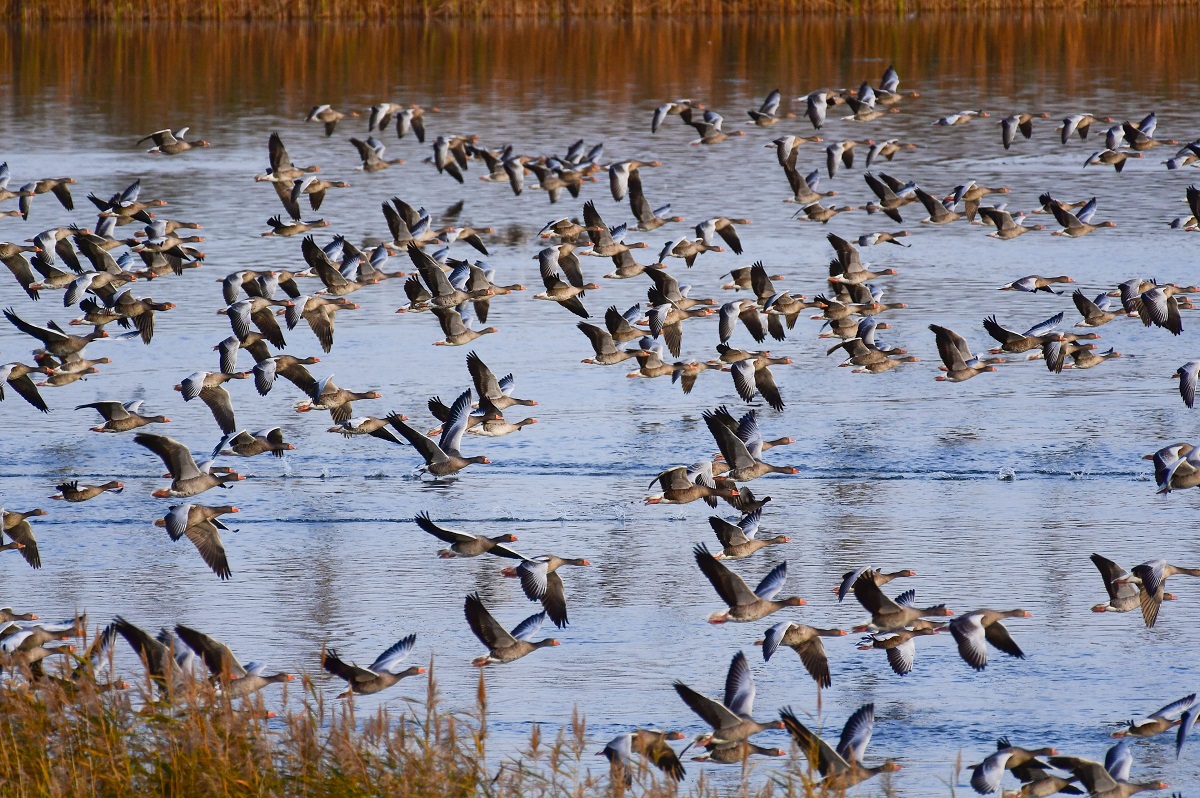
<box><xmin>5</xmin><ymin>0</ymin><xmax>1198</xmax><ymax>22</ymax></box>
<box><xmin>0</xmin><ymin>655</ymin><xmax>863</xmax><ymax>798</ymax></box>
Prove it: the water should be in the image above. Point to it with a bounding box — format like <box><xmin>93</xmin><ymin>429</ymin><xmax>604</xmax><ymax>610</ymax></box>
<box><xmin>3</xmin><ymin>11</ymin><xmax>1200</xmax><ymax>793</ymax></box>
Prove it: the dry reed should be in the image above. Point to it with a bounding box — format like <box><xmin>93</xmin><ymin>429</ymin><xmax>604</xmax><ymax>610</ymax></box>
<box><xmin>0</xmin><ymin>655</ymin><xmax>880</xmax><ymax>798</ymax></box>
<box><xmin>5</xmin><ymin>0</ymin><xmax>1197</xmax><ymax>23</ymax></box>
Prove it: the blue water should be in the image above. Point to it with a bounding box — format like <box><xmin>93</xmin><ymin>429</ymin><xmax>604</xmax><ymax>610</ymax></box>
<box><xmin>2</xmin><ymin>15</ymin><xmax>1200</xmax><ymax>794</ymax></box>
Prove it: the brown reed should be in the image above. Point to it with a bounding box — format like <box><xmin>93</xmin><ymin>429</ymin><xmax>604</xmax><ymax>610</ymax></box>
<box><xmin>0</xmin><ymin>655</ymin><xmax>873</xmax><ymax>798</ymax></box>
<box><xmin>4</xmin><ymin>0</ymin><xmax>1194</xmax><ymax>23</ymax></box>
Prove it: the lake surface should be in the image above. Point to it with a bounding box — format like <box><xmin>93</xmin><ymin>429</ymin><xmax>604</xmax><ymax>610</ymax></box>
<box><xmin>3</xmin><ymin>10</ymin><xmax>1200</xmax><ymax>793</ymax></box>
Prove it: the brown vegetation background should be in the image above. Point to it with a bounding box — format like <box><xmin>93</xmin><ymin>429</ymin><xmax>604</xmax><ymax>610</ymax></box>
<box><xmin>4</xmin><ymin>0</ymin><xmax>1197</xmax><ymax>22</ymax></box>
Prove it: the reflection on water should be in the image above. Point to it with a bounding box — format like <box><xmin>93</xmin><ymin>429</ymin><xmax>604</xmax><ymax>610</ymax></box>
<box><xmin>2</xmin><ymin>9</ymin><xmax>1200</xmax><ymax>793</ymax></box>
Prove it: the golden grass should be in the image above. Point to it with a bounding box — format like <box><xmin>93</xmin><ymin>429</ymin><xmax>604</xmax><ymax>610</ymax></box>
<box><xmin>0</xmin><ymin>654</ymin><xmax>872</xmax><ymax>798</ymax></box>
<box><xmin>4</xmin><ymin>0</ymin><xmax>1197</xmax><ymax>22</ymax></box>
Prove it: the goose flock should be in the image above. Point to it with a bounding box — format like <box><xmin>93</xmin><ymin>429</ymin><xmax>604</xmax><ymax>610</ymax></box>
<box><xmin>2</xmin><ymin>59</ymin><xmax>1200</xmax><ymax>795</ymax></box>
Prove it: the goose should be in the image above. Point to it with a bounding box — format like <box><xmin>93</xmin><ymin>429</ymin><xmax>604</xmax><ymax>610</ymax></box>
<box><xmin>931</xmin><ymin>324</ymin><xmax>1000</xmax><ymax>382</ymax></box>
<box><xmin>863</xmin><ymin>172</ymin><xmax>918</xmax><ymax>222</ymax></box>
<box><xmin>385</xmin><ymin>391</ymin><xmax>489</xmax><ymax>476</ymax></box>
<box><xmin>29</xmin><ymin>621</ymin><xmax>125</xmax><ymax>693</ymax></box>
<box><xmin>782</xmin><ymin>160</ymin><xmax>837</xmax><ymax>205</ymax></box>
<box><xmin>322</xmin><ymin>635</ymin><xmax>424</xmax><ymax>696</ymax></box>
<box><xmin>709</xmin><ymin>510</ymin><xmax>788</xmax><ymax>559</ymax></box>
<box><xmin>693</xmin><ymin>544</ymin><xmax>803</xmax><ymax>623</ymax></box>
<box><xmin>625</xmin><ymin>169</ymin><xmax>680</xmax><ymax>232</ymax></box>
<box><xmin>607</xmin><ymin>159</ymin><xmax>661</xmax><ymax>201</ymax></box>
<box><xmin>0</xmin><ymin>616</ymin><xmax>82</xmax><ymax>658</ymax></box>
<box><xmin>969</xmin><ymin>737</ymin><xmax>1059</xmax><ymax>794</ymax></box>
<box><xmin>825</xmin><ymin>140</ymin><xmax>868</xmax><ymax>177</ymax></box>
<box><xmin>1059</xmin><ymin>113</ymin><xmax>1112</xmax><ymax>142</ymax></box>
<box><xmin>284</xmin><ymin>295</ymin><xmax>358</xmax><ymax>353</ymax></box>
<box><xmin>646</xmin><ymin>462</ymin><xmax>739</xmax><ymax>506</ymax></box>
<box><xmin>395</xmin><ymin>105</ymin><xmax>435</xmax><ymax>142</ymax></box>
<box><xmin>176</xmin><ymin>372</ymin><xmax>244</xmax><ymax>435</ymax></box>
<box><xmin>842</xmin><ymin>82</ymin><xmax>899</xmax><ymax>122</ymax></box>
<box><xmin>294</xmin><ymin>374</ymin><xmax>381</xmax><ymax>423</ymax></box>
<box><xmin>914</xmin><ymin>187</ymin><xmax>962</xmax><ymax>224</ymax></box>
<box><xmin>781</xmin><ymin>703</ymin><xmax>900</xmax><ymax>789</ymax></box>
<box><xmin>134</xmin><ymin>434</ymin><xmax>244</xmax><ymax>498</ymax></box>
<box><xmin>137</xmin><ymin>128</ymin><xmax>209</xmax><ymax>155</ymax></box>
<box><xmin>704</xmin><ymin>407</ymin><xmax>795</xmax><ymax>479</ymax></box>
<box><xmin>948</xmin><ymin>609</ymin><xmax>1031</xmax><ymax>671</ymax></box>
<box><xmin>249</xmin><ymin>354</ymin><xmax>320</xmax><ymax>397</ymax></box>
<box><xmin>856</xmin><ymin>625</ymin><xmax>943</xmax><ymax>675</ymax></box>
<box><xmin>221</xmin><ymin>297</ymin><xmax>290</xmax><ymax>348</ymax></box>
<box><xmin>1050</xmin><ymin>201</ymin><xmax>1116</xmax><ymax>237</ymax></box>
<box><xmin>934</xmin><ymin>110</ymin><xmax>989</xmax><ymax>126</ymax></box>
<box><xmin>154</xmin><ymin>504</ymin><xmax>239</xmax><ymax>579</ymax></box>
<box><xmin>350</xmin><ymin>136</ymin><xmax>403</xmax><ymax>172</ymax></box>
<box><xmin>112</xmin><ymin>616</ymin><xmax>189</xmax><ymax>695</ymax></box>
<box><xmin>466</xmin><ymin>350</ymin><xmax>537</xmax><ymax>410</ymax></box>
<box><xmin>1114</xmin><ymin>694</ymin><xmax>1198</xmax><ymax>741</ymax></box>
<box><xmin>849</xmin><ymin>569</ymin><xmax>953</xmax><ymax>631</ymax></box>
<box><xmin>1131</xmin><ymin>284</ymin><xmax>1189</xmax><ymax>335</ymax></box>
<box><xmin>1174</xmin><ymin>361</ymin><xmax>1200</xmax><ymax>408</ymax></box>
<box><xmin>256</xmin><ymin>132</ymin><xmax>320</xmax><ymax>183</ymax></box>
<box><xmin>827</xmin><ymin>232</ymin><xmax>898</xmax><ymax>283</ymax></box>
<box><xmin>979</xmin><ymin>207</ymin><xmax>1044</xmax><ymax>239</ymax></box>
<box><xmin>1085</xmin><ymin>149</ymin><xmax>1141</xmax><ymax>172</ymax></box>
<box><xmin>835</xmin><ymin>567</ymin><xmax>918</xmax><ymax>601</ymax></box>
<box><xmin>413</xmin><ymin>512</ymin><xmax>521</xmax><ymax>559</ymax></box>
<box><xmin>722</xmin><ymin>265</ymin><xmax>785</xmax><ymax>292</ymax></box>
<box><xmin>1123</xmin><ymin>112</ymin><xmax>1176</xmax><ymax>151</ymax></box>
<box><xmin>1090</xmin><ymin>553</ymin><xmax>1175</xmax><ymax>614</ymax></box>
<box><xmin>305</xmin><ymin>104</ymin><xmax>358</xmax><ymax>136</ymax></box>
<box><xmin>1126</xmin><ymin>559</ymin><xmax>1200</xmax><ymax>627</ymax></box>
<box><xmin>983</xmin><ymin>312</ymin><xmax>1064</xmax><ymax>353</ymax></box>
<box><xmin>76</xmin><ymin>400</ymin><xmax>169</xmax><ymax>433</ymax></box>
<box><xmin>431</xmin><ymin>306</ymin><xmax>498</xmax><ymax>346</ymax></box>
<box><xmin>1068</xmin><ymin>346</ymin><xmax>1122</xmax><ymax>370</ymax></box>
<box><xmin>577</xmin><ymin>322</ymin><xmax>639</xmax><ymax>365</ymax></box>
<box><xmin>795</xmin><ymin>201</ymin><xmax>855</xmax><ymax>223</ymax></box>
<box><xmin>1</xmin><ymin>508</ymin><xmax>43</xmax><ymax>568</ymax></box>
<box><xmin>658</xmin><ymin>236</ymin><xmax>722</xmax><ymax>267</ymax></box>
<box><xmin>175</xmin><ymin>624</ymin><xmax>293</xmax><ymax>698</ymax></box>
<box><xmin>4</xmin><ymin>308</ymin><xmax>108</xmax><ymax>357</ymax></box>
<box><xmin>262</xmin><ymin>216</ymin><xmax>329</xmax><ymax>237</ymax></box>
<box><xmin>747</xmin><ymin>89</ymin><xmax>791</xmax><ymax>126</ymax></box>
<box><xmin>301</xmin><ymin>237</ymin><xmax>375</xmax><ymax>297</ymax></box>
<box><xmin>597</xmin><ymin>729</ymin><xmax>685</xmax><ymax>782</ymax></box>
<box><xmin>500</xmin><ymin>554</ymin><xmax>590</xmax><ymax>628</ymax></box>
<box><xmin>326</xmin><ymin>415</ymin><xmax>410</xmax><ymax>445</ymax></box>
<box><xmin>696</xmin><ymin>217</ymin><xmax>749</xmax><ymax>256</ymax></box>
<box><xmin>0</xmin><ymin>362</ymin><xmax>53</xmax><ymax>412</ymax></box>
<box><xmin>534</xmin><ymin>246</ymin><xmax>594</xmax><ymax>318</ymax></box>
<box><xmin>651</xmin><ymin>99</ymin><xmax>703</xmax><ymax>133</ymax></box>
<box><xmin>864</xmin><ymin>139</ymin><xmax>916</xmax><ymax>166</ymax></box>
<box><xmin>287</xmin><ymin>175</ymin><xmax>350</xmax><ymax>218</ymax></box>
<box><xmin>1000</xmin><ymin>113</ymin><xmax>1050</xmax><ymax>149</ymax></box>
<box><xmin>1047</xmin><ymin>755</ymin><xmax>1167</xmax><ymax>798</ymax></box>
<box><xmin>756</xmin><ymin>621</ymin><xmax>845</xmax><ymax>687</ymax></box>
<box><xmin>681</xmin><ymin>107</ymin><xmax>744</xmax><ymax>144</ymax></box>
<box><xmin>216</xmin><ymin>428</ymin><xmax>294</xmax><ymax>458</ymax></box>
<box><xmin>49</xmin><ymin>480</ymin><xmax>123</xmax><ymax>502</ymax></box>
<box><xmin>464</xmin><ymin>397</ymin><xmax>537</xmax><ymax>437</ymax></box>
<box><xmin>674</xmin><ymin>651</ymin><xmax>783</xmax><ymax>745</ymax></box>
<box><xmin>30</xmin><ymin>177</ymin><xmax>75</xmax><ymax>210</ymax></box>
<box><xmin>727</xmin><ymin>357</ymin><xmax>787</xmax><ymax>412</ymax></box>
<box><xmin>946</xmin><ymin>182</ymin><xmax>1011</xmax><ymax>221</ymax></box>
<box><xmin>464</xmin><ymin>593</ymin><xmax>558</xmax><ymax>666</ymax></box>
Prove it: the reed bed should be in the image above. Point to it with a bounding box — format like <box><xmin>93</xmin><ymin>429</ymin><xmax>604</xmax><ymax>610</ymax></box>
<box><xmin>0</xmin><ymin>659</ymin><xmax>868</xmax><ymax>798</ymax></box>
<box><xmin>6</xmin><ymin>0</ymin><xmax>1196</xmax><ymax>23</ymax></box>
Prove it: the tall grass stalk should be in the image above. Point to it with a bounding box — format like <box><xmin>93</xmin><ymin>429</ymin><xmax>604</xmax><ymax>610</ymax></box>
<box><xmin>8</xmin><ymin>0</ymin><xmax>1195</xmax><ymax>23</ymax></box>
<box><xmin>0</xmin><ymin>653</ymin><xmax>918</xmax><ymax>797</ymax></box>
